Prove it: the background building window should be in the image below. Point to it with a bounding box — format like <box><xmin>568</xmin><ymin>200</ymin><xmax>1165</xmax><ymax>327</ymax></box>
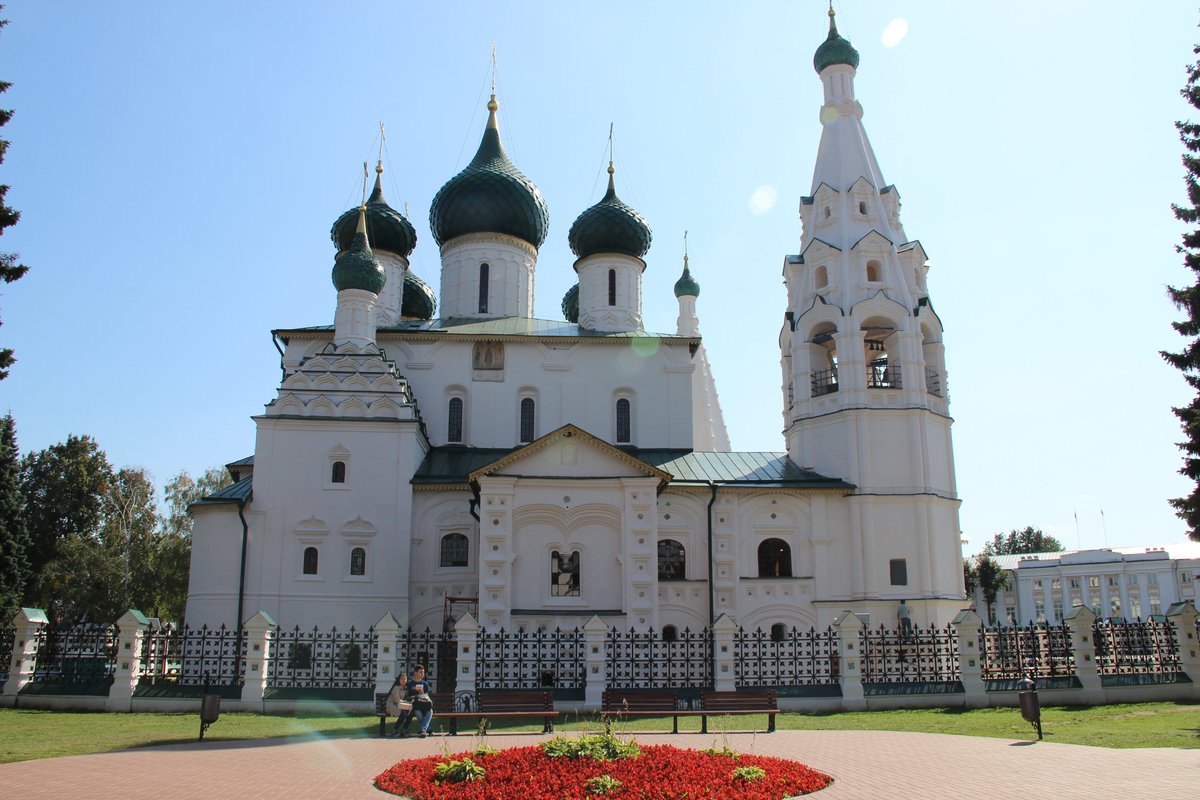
<box><xmin>350</xmin><ymin>547</ymin><xmax>366</xmax><ymax>576</ymax></box>
<box><xmin>331</xmin><ymin>460</ymin><xmax>346</xmax><ymax>483</ymax></box>
<box><xmin>608</xmin><ymin>269</ymin><xmax>617</xmax><ymax>306</ymax></box>
<box><xmin>520</xmin><ymin>397</ymin><xmax>535</xmax><ymax>443</ymax></box>
<box><xmin>770</xmin><ymin>623</ymin><xmax>788</xmax><ymax>642</ymax></box>
<box><xmin>758</xmin><ymin>538</ymin><xmax>792</xmax><ymax>577</ymax></box>
<box><xmin>440</xmin><ymin>533</ymin><xmax>469</xmax><ymax>568</ymax></box>
<box><xmin>303</xmin><ymin>547</ymin><xmax>319</xmax><ymax>575</ymax></box>
<box><xmin>616</xmin><ymin>398</ymin><xmax>631</xmax><ymax>443</ymax></box>
<box><xmin>889</xmin><ymin>558</ymin><xmax>908</xmax><ymax>586</ymax></box>
<box><xmin>448</xmin><ymin>397</ymin><xmax>464</xmax><ymax>443</ymax></box>
<box><xmin>551</xmin><ymin>550</ymin><xmax>580</xmax><ymax>596</ymax></box>
<box><xmin>662</xmin><ymin>624</ymin><xmax>678</xmax><ymax>642</ymax></box>
<box><xmin>657</xmin><ymin>539</ymin><xmax>686</xmax><ymax>581</ymax></box>
<box><xmin>478</xmin><ymin>263</ymin><xmax>489</xmax><ymax>313</ymax></box>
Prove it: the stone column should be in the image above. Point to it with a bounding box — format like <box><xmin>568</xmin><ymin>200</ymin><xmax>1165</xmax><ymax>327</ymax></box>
<box><xmin>1165</xmin><ymin>602</ymin><xmax>1200</xmax><ymax>699</ymax></box>
<box><xmin>951</xmin><ymin>609</ymin><xmax>987</xmax><ymax>707</ymax></box>
<box><xmin>454</xmin><ymin>613</ymin><xmax>479</xmax><ymax>699</ymax></box>
<box><xmin>374</xmin><ymin>612</ymin><xmax>402</xmax><ymax>697</ymax></box>
<box><xmin>241</xmin><ymin>611</ymin><xmax>276</xmax><ymax>710</ymax></box>
<box><xmin>1</xmin><ymin>608</ymin><xmax>49</xmax><ymax>705</ymax></box>
<box><xmin>583</xmin><ymin>616</ymin><xmax>609</xmax><ymax>708</ymax></box>
<box><xmin>107</xmin><ymin>610</ymin><xmax>151</xmax><ymax>712</ymax></box>
<box><xmin>1064</xmin><ymin>605</ymin><xmax>1103</xmax><ymax>703</ymax></box>
<box><xmin>833</xmin><ymin>611</ymin><xmax>866</xmax><ymax>711</ymax></box>
<box><xmin>711</xmin><ymin>614</ymin><xmax>737</xmax><ymax>692</ymax></box>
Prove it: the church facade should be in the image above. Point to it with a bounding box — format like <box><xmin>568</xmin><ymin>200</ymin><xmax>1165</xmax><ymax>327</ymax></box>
<box><xmin>185</xmin><ymin>12</ymin><xmax>966</xmax><ymax>637</ymax></box>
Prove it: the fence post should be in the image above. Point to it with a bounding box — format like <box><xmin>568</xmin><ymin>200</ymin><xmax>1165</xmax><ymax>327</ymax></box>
<box><xmin>1</xmin><ymin>608</ymin><xmax>48</xmax><ymax>705</ymax></box>
<box><xmin>833</xmin><ymin>611</ymin><xmax>866</xmax><ymax>711</ymax></box>
<box><xmin>951</xmin><ymin>609</ymin><xmax>987</xmax><ymax>707</ymax></box>
<box><xmin>1165</xmin><ymin>602</ymin><xmax>1200</xmax><ymax>700</ymax></box>
<box><xmin>373</xmin><ymin>613</ymin><xmax>401</xmax><ymax>697</ymax></box>
<box><xmin>1064</xmin><ymin>605</ymin><xmax>1103</xmax><ymax>703</ymax></box>
<box><xmin>712</xmin><ymin>614</ymin><xmax>737</xmax><ymax>692</ymax></box>
<box><xmin>241</xmin><ymin>611</ymin><xmax>275</xmax><ymax>709</ymax></box>
<box><xmin>583</xmin><ymin>615</ymin><xmax>608</xmax><ymax>707</ymax></box>
<box><xmin>106</xmin><ymin>610</ymin><xmax>150</xmax><ymax>712</ymax></box>
<box><xmin>454</xmin><ymin>613</ymin><xmax>479</xmax><ymax>699</ymax></box>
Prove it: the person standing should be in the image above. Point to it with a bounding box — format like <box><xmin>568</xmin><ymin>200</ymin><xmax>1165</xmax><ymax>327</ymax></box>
<box><xmin>898</xmin><ymin>599</ymin><xmax>913</xmax><ymax>639</ymax></box>
<box><xmin>407</xmin><ymin>664</ymin><xmax>434</xmax><ymax>737</ymax></box>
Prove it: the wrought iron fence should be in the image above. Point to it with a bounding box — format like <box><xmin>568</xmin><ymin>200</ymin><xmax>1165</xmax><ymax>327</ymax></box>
<box><xmin>734</xmin><ymin>626</ymin><xmax>839</xmax><ymax>688</ymax></box>
<box><xmin>980</xmin><ymin>622</ymin><xmax>1074</xmax><ymax>681</ymax></box>
<box><xmin>606</xmin><ymin>627</ymin><xmax>712</xmax><ymax>689</ymax></box>
<box><xmin>266</xmin><ymin>625</ymin><xmax>377</xmax><ymax>690</ymax></box>
<box><xmin>31</xmin><ymin>623</ymin><xmax>119</xmax><ymax>687</ymax></box>
<box><xmin>1</xmin><ymin>625</ymin><xmax>13</xmax><ymax>681</ymax></box>
<box><xmin>1092</xmin><ymin>619</ymin><xmax>1182</xmax><ymax>680</ymax></box>
<box><xmin>477</xmin><ymin>627</ymin><xmax>585</xmax><ymax>690</ymax></box>
<box><xmin>136</xmin><ymin>623</ymin><xmax>246</xmax><ymax>687</ymax></box>
<box><xmin>393</xmin><ymin>628</ymin><xmax>456</xmax><ymax>694</ymax></box>
<box><xmin>859</xmin><ymin>624</ymin><xmax>959</xmax><ymax>683</ymax></box>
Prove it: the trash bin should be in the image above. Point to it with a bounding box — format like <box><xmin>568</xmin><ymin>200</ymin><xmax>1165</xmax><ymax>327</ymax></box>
<box><xmin>199</xmin><ymin>693</ymin><xmax>221</xmax><ymax>741</ymax></box>
<box><xmin>1018</xmin><ymin>683</ymin><xmax>1042</xmax><ymax>740</ymax></box>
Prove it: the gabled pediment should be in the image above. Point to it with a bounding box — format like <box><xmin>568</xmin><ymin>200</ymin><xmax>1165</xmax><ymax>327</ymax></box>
<box><xmin>850</xmin><ymin>230</ymin><xmax>894</xmax><ymax>251</ymax></box>
<box><xmin>469</xmin><ymin>424</ymin><xmax>671</xmax><ymax>484</ymax></box>
<box><xmin>898</xmin><ymin>239</ymin><xmax>929</xmax><ymax>262</ymax></box>
<box><xmin>848</xmin><ymin>176</ymin><xmax>877</xmax><ymax>194</ymax></box>
<box><xmin>811</xmin><ymin>182</ymin><xmax>839</xmax><ymax>201</ymax></box>
<box><xmin>800</xmin><ymin>237</ymin><xmax>842</xmax><ymax>259</ymax></box>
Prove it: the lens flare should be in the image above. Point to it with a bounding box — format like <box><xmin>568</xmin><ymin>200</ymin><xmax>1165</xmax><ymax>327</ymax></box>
<box><xmin>749</xmin><ymin>185</ymin><xmax>778</xmax><ymax>215</ymax></box>
<box><xmin>882</xmin><ymin>18</ymin><xmax>909</xmax><ymax>47</ymax></box>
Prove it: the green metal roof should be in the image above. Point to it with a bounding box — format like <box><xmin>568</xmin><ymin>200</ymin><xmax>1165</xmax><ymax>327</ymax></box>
<box><xmin>561</xmin><ymin>283</ymin><xmax>579</xmax><ymax>323</ymax></box>
<box><xmin>331</xmin><ymin>172</ymin><xmax>418</xmax><ymax>257</ymax></box>
<box><xmin>413</xmin><ymin>446</ymin><xmax>852</xmax><ymax>489</ymax></box>
<box><xmin>568</xmin><ymin>170</ymin><xmax>652</xmax><ymax>259</ymax></box>
<box><xmin>673</xmin><ymin>263</ymin><xmax>700</xmax><ymax>298</ymax></box>
<box><xmin>814</xmin><ymin>13</ymin><xmax>860</xmax><ymax>74</ymax></box>
<box><xmin>193</xmin><ymin>475</ymin><xmax>253</xmax><ymax>506</ymax></box>
<box><xmin>401</xmin><ymin>271</ymin><xmax>437</xmax><ymax>320</ymax></box>
<box><xmin>276</xmin><ymin>317</ymin><xmax>696</xmax><ymax>341</ymax></box>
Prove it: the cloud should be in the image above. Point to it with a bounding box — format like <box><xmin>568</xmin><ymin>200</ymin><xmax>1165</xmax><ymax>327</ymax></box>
<box><xmin>881</xmin><ymin>18</ymin><xmax>909</xmax><ymax>48</ymax></box>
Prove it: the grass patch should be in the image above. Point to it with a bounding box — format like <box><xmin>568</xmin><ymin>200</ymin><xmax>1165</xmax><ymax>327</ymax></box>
<box><xmin>0</xmin><ymin>702</ymin><xmax>1197</xmax><ymax>763</ymax></box>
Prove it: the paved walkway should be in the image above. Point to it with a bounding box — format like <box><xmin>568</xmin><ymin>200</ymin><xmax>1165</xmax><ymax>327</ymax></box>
<box><xmin>0</xmin><ymin>730</ymin><xmax>1195</xmax><ymax>799</ymax></box>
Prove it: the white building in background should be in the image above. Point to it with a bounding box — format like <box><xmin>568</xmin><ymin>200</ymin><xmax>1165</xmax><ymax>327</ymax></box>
<box><xmin>185</xmin><ymin>11</ymin><xmax>967</xmax><ymax>635</ymax></box>
<box><xmin>969</xmin><ymin>542</ymin><xmax>1200</xmax><ymax>626</ymax></box>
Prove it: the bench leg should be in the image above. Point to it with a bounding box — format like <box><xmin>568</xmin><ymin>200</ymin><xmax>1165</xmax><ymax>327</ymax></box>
<box><xmin>449</xmin><ymin>717</ymin><xmax>458</xmax><ymax>736</ymax></box>
<box><xmin>543</xmin><ymin>716</ymin><xmax>553</xmax><ymax>734</ymax></box>
<box><xmin>379</xmin><ymin>717</ymin><xmax>386</xmax><ymax>737</ymax></box>
<box><xmin>768</xmin><ymin>713</ymin><xmax>776</xmax><ymax>733</ymax></box>
<box><xmin>672</xmin><ymin>715</ymin><xmax>679</xmax><ymax>735</ymax></box>
<box><xmin>701</xmin><ymin>715</ymin><xmax>708</xmax><ymax>735</ymax></box>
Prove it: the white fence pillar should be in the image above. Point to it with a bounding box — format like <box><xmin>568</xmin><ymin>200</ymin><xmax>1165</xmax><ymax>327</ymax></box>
<box><xmin>454</xmin><ymin>613</ymin><xmax>479</xmax><ymax>698</ymax></box>
<box><xmin>241</xmin><ymin>611</ymin><xmax>275</xmax><ymax>708</ymax></box>
<box><xmin>1064</xmin><ymin>606</ymin><xmax>1104</xmax><ymax>703</ymax></box>
<box><xmin>374</xmin><ymin>613</ymin><xmax>401</xmax><ymax>697</ymax></box>
<box><xmin>833</xmin><ymin>611</ymin><xmax>866</xmax><ymax>711</ymax></box>
<box><xmin>1</xmin><ymin>608</ymin><xmax>48</xmax><ymax>705</ymax></box>
<box><xmin>583</xmin><ymin>615</ymin><xmax>608</xmax><ymax>707</ymax></box>
<box><xmin>1166</xmin><ymin>602</ymin><xmax>1200</xmax><ymax>700</ymax></box>
<box><xmin>711</xmin><ymin>614</ymin><xmax>737</xmax><ymax>692</ymax></box>
<box><xmin>951</xmin><ymin>609</ymin><xmax>987</xmax><ymax>707</ymax></box>
<box><xmin>107</xmin><ymin>610</ymin><xmax>150</xmax><ymax>712</ymax></box>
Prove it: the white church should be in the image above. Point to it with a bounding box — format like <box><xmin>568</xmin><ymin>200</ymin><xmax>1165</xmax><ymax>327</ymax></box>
<box><xmin>185</xmin><ymin>11</ymin><xmax>965</xmax><ymax>637</ymax></box>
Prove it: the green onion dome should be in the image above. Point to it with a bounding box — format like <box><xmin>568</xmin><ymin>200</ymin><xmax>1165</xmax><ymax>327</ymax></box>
<box><xmin>331</xmin><ymin>207</ymin><xmax>386</xmax><ymax>294</ymax></box>
<box><xmin>813</xmin><ymin>9</ymin><xmax>860</xmax><ymax>74</ymax></box>
<box><xmin>568</xmin><ymin>164</ymin><xmax>652</xmax><ymax>259</ymax></box>
<box><xmin>561</xmin><ymin>283</ymin><xmax>580</xmax><ymax>323</ymax></box>
<box><xmin>331</xmin><ymin>164</ymin><xmax>417</xmax><ymax>258</ymax></box>
<box><xmin>429</xmin><ymin>95</ymin><xmax>550</xmax><ymax>249</ymax></box>
<box><xmin>401</xmin><ymin>271</ymin><xmax>437</xmax><ymax>320</ymax></box>
<box><xmin>674</xmin><ymin>257</ymin><xmax>700</xmax><ymax>298</ymax></box>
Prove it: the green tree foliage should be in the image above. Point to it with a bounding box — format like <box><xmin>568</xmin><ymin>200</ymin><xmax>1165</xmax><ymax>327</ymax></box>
<box><xmin>971</xmin><ymin>554</ymin><xmax>1007</xmax><ymax>625</ymax></box>
<box><xmin>162</xmin><ymin>467</ymin><xmax>232</xmax><ymax>539</ymax></box>
<box><xmin>1164</xmin><ymin>39</ymin><xmax>1200</xmax><ymax>542</ymax></box>
<box><xmin>0</xmin><ymin>11</ymin><xmax>27</xmax><ymax>380</ymax></box>
<box><xmin>981</xmin><ymin>526</ymin><xmax>1063</xmax><ymax>556</ymax></box>
<box><xmin>0</xmin><ymin>413</ymin><xmax>29</xmax><ymax>618</ymax></box>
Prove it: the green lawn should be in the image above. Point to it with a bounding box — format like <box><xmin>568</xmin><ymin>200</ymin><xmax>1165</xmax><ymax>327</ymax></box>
<box><xmin>0</xmin><ymin>702</ymin><xmax>1197</xmax><ymax>764</ymax></box>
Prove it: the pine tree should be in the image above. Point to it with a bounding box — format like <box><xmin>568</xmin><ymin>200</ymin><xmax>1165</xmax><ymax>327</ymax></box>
<box><xmin>1164</xmin><ymin>40</ymin><xmax>1200</xmax><ymax>542</ymax></box>
<box><xmin>0</xmin><ymin>11</ymin><xmax>27</xmax><ymax>380</ymax></box>
<box><xmin>0</xmin><ymin>413</ymin><xmax>29</xmax><ymax>618</ymax></box>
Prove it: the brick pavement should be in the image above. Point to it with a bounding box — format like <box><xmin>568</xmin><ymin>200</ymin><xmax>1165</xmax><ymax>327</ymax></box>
<box><xmin>0</xmin><ymin>729</ymin><xmax>1194</xmax><ymax>799</ymax></box>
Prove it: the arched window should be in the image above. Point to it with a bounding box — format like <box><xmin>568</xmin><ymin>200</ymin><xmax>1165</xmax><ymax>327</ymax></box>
<box><xmin>331</xmin><ymin>460</ymin><xmax>347</xmax><ymax>484</ymax></box>
<box><xmin>866</xmin><ymin>260</ymin><xmax>881</xmax><ymax>282</ymax></box>
<box><xmin>440</xmin><ymin>533</ymin><xmax>469</xmax><ymax>568</ymax></box>
<box><xmin>770</xmin><ymin>623</ymin><xmax>788</xmax><ymax>642</ymax></box>
<box><xmin>858</xmin><ymin>200</ymin><xmax>867</xmax><ymax>215</ymax></box>
<box><xmin>814</xmin><ymin>265</ymin><xmax>828</xmax><ymax>289</ymax></box>
<box><xmin>520</xmin><ymin>397</ymin><xmax>535</xmax><ymax>443</ymax></box>
<box><xmin>350</xmin><ymin>547</ymin><xmax>366</xmax><ymax>576</ymax></box>
<box><xmin>303</xmin><ymin>546</ymin><xmax>319</xmax><ymax>575</ymax></box>
<box><xmin>616</xmin><ymin>398</ymin><xmax>631</xmax><ymax>443</ymax></box>
<box><xmin>608</xmin><ymin>269</ymin><xmax>617</xmax><ymax>306</ymax></box>
<box><xmin>478</xmin><ymin>263</ymin><xmax>490</xmax><ymax>314</ymax></box>
<box><xmin>448</xmin><ymin>397</ymin><xmax>464</xmax><ymax>443</ymax></box>
<box><xmin>662</xmin><ymin>625</ymin><xmax>678</xmax><ymax>642</ymax></box>
<box><xmin>823</xmin><ymin>206</ymin><xmax>831</xmax><ymax>220</ymax></box>
<box><xmin>658</xmin><ymin>539</ymin><xmax>686</xmax><ymax>581</ymax></box>
<box><xmin>551</xmin><ymin>550</ymin><xmax>580</xmax><ymax>596</ymax></box>
<box><xmin>757</xmin><ymin>538</ymin><xmax>792</xmax><ymax>578</ymax></box>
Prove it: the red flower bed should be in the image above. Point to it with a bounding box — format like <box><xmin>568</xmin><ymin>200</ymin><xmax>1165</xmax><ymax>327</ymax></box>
<box><xmin>374</xmin><ymin>744</ymin><xmax>832</xmax><ymax>799</ymax></box>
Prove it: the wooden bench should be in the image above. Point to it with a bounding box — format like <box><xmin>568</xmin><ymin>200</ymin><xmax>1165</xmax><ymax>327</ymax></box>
<box><xmin>599</xmin><ymin>689</ymin><xmax>778</xmax><ymax>734</ymax></box>
<box><xmin>374</xmin><ymin>692</ymin><xmax>392</xmax><ymax>736</ymax></box>
<box><xmin>429</xmin><ymin>690</ymin><xmax>560</xmax><ymax>736</ymax></box>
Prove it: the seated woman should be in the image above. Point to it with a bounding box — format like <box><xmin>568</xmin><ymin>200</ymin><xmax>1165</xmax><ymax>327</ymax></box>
<box><xmin>385</xmin><ymin>671</ymin><xmax>412</xmax><ymax>737</ymax></box>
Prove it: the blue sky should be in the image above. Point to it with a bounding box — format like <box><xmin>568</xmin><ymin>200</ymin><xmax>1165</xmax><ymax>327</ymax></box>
<box><xmin>0</xmin><ymin>1</ymin><xmax>1196</xmax><ymax>554</ymax></box>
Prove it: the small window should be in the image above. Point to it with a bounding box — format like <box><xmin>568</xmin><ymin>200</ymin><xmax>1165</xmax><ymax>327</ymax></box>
<box><xmin>889</xmin><ymin>558</ymin><xmax>907</xmax><ymax>586</ymax></box>
<box><xmin>303</xmin><ymin>546</ymin><xmax>319</xmax><ymax>575</ymax></box>
<box><xmin>1088</xmin><ymin>576</ymin><xmax>1100</xmax><ymax>588</ymax></box>
<box><xmin>478</xmin><ymin>263</ymin><xmax>489</xmax><ymax>314</ymax></box>
<box><xmin>866</xmin><ymin>260</ymin><xmax>881</xmax><ymax>282</ymax></box>
<box><xmin>440</xmin><ymin>533</ymin><xmax>469</xmax><ymax>568</ymax></box>
<box><xmin>657</xmin><ymin>539</ymin><xmax>686</xmax><ymax>581</ymax></box>
<box><xmin>770</xmin><ymin>623</ymin><xmax>788</xmax><ymax>642</ymax></box>
<box><xmin>758</xmin><ymin>538</ymin><xmax>792</xmax><ymax>578</ymax></box>
<box><xmin>616</xmin><ymin>398</ymin><xmax>631</xmax><ymax>443</ymax></box>
<box><xmin>1183</xmin><ymin>573</ymin><xmax>1194</xmax><ymax>584</ymax></box>
<box><xmin>858</xmin><ymin>200</ymin><xmax>867</xmax><ymax>215</ymax></box>
<box><xmin>350</xmin><ymin>547</ymin><xmax>366</xmax><ymax>576</ymax></box>
<box><xmin>814</xmin><ymin>265</ymin><xmax>828</xmax><ymax>289</ymax></box>
<box><xmin>1069</xmin><ymin>577</ymin><xmax>1080</xmax><ymax>589</ymax></box>
<box><xmin>823</xmin><ymin>206</ymin><xmax>831</xmax><ymax>220</ymax></box>
<box><xmin>608</xmin><ymin>269</ymin><xmax>617</xmax><ymax>306</ymax></box>
<box><xmin>662</xmin><ymin>625</ymin><xmax>678</xmax><ymax>643</ymax></box>
<box><xmin>551</xmin><ymin>550</ymin><xmax>580</xmax><ymax>596</ymax></box>
<box><xmin>337</xmin><ymin>644</ymin><xmax>363</xmax><ymax>671</ymax></box>
<box><xmin>331</xmin><ymin>460</ymin><xmax>347</xmax><ymax>484</ymax></box>
<box><xmin>520</xmin><ymin>397</ymin><xmax>535</xmax><ymax>443</ymax></box>
<box><xmin>1148</xmin><ymin>573</ymin><xmax>1159</xmax><ymax>586</ymax></box>
<box><xmin>448</xmin><ymin>397</ymin><xmax>464</xmax><ymax>443</ymax></box>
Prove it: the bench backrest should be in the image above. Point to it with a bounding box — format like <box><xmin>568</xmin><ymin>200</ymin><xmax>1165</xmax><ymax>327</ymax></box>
<box><xmin>477</xmin><ymin>690</ymin><xmax>553</xmax><ymax>712</ymax></box>
<box><xmin>601</xmin><ymin>690</ymin><xmax>678</xmax><ymax>711</ymax></box>
<box><xmin>375</xmin><ymin>692</ymin><xmax>389</xmax><ymax>715</ymax></box>
<box><xmin>701</xmin><ymin>690</ymin><xmax>778</xmax><ymax>710</ymax></box>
